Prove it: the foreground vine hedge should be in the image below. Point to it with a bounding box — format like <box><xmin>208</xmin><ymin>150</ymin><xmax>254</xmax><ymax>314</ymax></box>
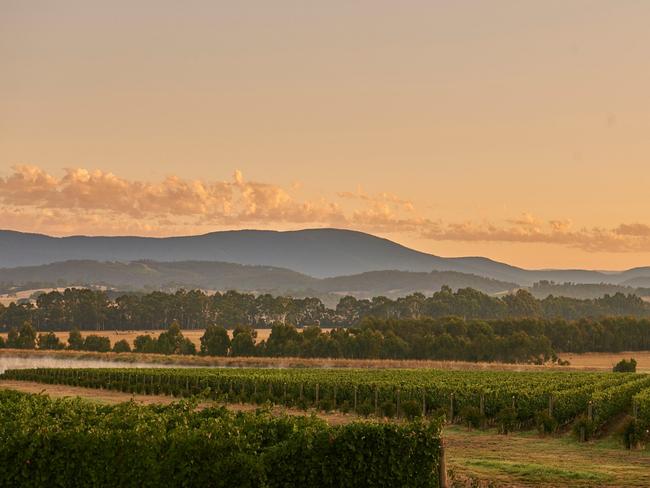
<box><xmin>0</xmin><ymin>389</ymin><xmax>442</xmax><ymax>488</ymax></box>
<box><xmin>3</xmin><ymin>367</ymin><xmax>646</xmax><ymax>429</ymax></box>
<box><xmin>634</xmin><ymin>387</ymin><xmax>650</xmax><ymax>433</ymax></box>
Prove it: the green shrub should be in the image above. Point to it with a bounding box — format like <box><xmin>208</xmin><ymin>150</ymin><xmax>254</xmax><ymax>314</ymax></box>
<box><xmin>535</xmin><ymin>410</ymin><xmax>558</xmax><ymax>435</ymax></box>
<box><xmin>381</xmin><ymin>400</ymin><xmax>396</xmax><ymax>418</ymax></box>
<box><xmin>253</xmin><ymin>392</ymin><xmax>267</xmax><ymax>405</ymax></box>
<box><xmin>318</xmin><ymin>397</ymin><xmax>334</xmax><ymax>412</ymax></box>
<box><xmin>357</xmin><ymin>401</ymin><xmax>374</xmax><ymax>417</ymax></box>
<box><xmin>496</xmin><ymin>407</ymin><xmax>517</xmax><ymax>434</ymax></box>
<box><xmin>296</xmin><ymin>397</ymin><xmax>309</xmax><ymax>411</ymax></box>
<box><xmin>113</xmin><ymin>339</ymin><xmax>131</xmax><ymax>353</ymax></box>
<box><xmin>67</xmin><ymin>328</ymin><xmax>84</xmax><ymax>350</ymax></box>
<box><xmin>459</xmin><ymin>406</ymin><xmax>484</xmax><ymax>429</ymax></box>
<box><xmin>339</xmin><ymin>400</ymin><xmax>351</xmax><ymax>414</ymax></box>
<box><xmin>572</xmin><ymin>416</ymin><xmax>597</xmax><ymax>441</ymax></box>
<box><xmin>429</xmin><ymin>407</ymin><xmax>448</xmax><ymax>422</ymax></box>
<box><xmin>613</xmin><ymin>358</ymin><xmax>637</xmax><ymax>373</ymax></box>
<box><xmin>83</xmin><ymin>334</ymin><xmax>111</xmax><ymax>352</ymax></box>
<box><xmin>401</xmin><ymin>399</ymin><xmax>422</xmax><ymax>420</ymax></box>
<box><xmin>37</xmin><ymin>332</ymin><xmax>64</xmax><ymax>350</ymax></box>
<box><xmin>621</xmin><ymin>417</ymin><xmax>642</xmax><ymax>449</ymax></box>
<box><xmin>7</xmin><ymin>322</ymin><xmax>36</xmax><ymax>349</ymax></box>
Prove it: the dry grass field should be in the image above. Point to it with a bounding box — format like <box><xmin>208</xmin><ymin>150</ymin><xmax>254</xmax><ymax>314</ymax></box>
<box><xmin>0</xmin><ymin>328</ymin><xmax>272</xmax><ymax>349</ymax></box>
<box><xmin>0</xmin><ymin>288</ymin><xmax>65</xmax><ymax>306</ymax></box>
<box><xmin>0</xmin><ymin>328</ymin><xmax>333</xmax><ymax>348</ymax></box>
<box><xmin>557</xmin><ymin>351</ymin><xmax>650</xmax><ymax>372</ymax></box>
<box><xmin>2</xmin><ymin>346</ymin><xmax>650</xmax><ymax>372</ymax></box>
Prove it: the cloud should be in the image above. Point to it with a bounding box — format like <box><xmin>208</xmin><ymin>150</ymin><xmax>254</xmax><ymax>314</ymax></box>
<box><xmin>0</xmin><ymin>165</ymin><xmax>346</xmax><ymax>225</ymax></box>
<box><xmin>420</xmin><ymin>216</ymin><xmax>650</xmax><ymax>253</ymax></box>
<box><xmin>2</xmin><ymin>165</ymin><xmax>650</xmax><ymax>254</ymax></box>
<box><xmin>615</xmin><ymin>223</ymin><xmax>650</xmax><ymax>237</ymax></box>
<box><xmin>337</xmin><ymin>187</ymin><xmax>415</xmax><ymax>212</ymax></box>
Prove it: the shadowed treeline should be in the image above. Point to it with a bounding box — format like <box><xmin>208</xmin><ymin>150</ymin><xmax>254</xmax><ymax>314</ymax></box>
<box><xmin>0</xmin><ymin>287</ymin><xmax>648</xmax><ymax>332</ymax></box>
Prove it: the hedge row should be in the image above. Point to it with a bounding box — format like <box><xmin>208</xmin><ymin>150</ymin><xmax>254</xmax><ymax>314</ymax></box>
<box><xmin>3</xmin><ymin>367</ymin><xmax>644</xmax><ymax>428</ymax></box>
<box><xmin>0</xmin><ymin>389</ymin><xmax>443</xmax><ymax>488</ymax></box>
<box><xmin>551</xmin><ymin>374</ymin><xmax>640</xmax><ymax>425</ymax></box>
<box><xmin>633</xmin><ymin>387</ymin><xmax>650</xmax><ymax>433</ymax></box>
<box><xmin>591</xmin><ymin>375</ymin><xmax>650</xmax><ymax>427</ymax></box>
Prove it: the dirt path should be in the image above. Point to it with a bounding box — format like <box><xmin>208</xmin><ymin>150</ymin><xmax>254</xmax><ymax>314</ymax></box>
<box><xmin>3</xmin><ymin>380</ymin><xmax>650</xmax><ymax>487</ymax></box>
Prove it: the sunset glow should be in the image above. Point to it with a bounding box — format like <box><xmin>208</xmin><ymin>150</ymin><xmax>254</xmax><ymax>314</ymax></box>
<box><xmin>2</xmin><ymin>1</ymin><xmax>650</xmax><ymax>269</ymax></box>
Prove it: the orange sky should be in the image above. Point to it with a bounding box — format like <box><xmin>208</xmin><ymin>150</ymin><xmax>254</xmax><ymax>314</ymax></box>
<box><xmin>1</xmin><ymin>1</ymin><xmax>650</xmax><ymax>270</ymax></box>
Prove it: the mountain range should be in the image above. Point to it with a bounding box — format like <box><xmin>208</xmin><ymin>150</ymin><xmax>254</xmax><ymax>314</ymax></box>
<box><xmin>0</xmin><ymin>260</ymin><xmax>517</xmax><ymax>301</ymax></box>
<box><xmin>1</xmin><ymin>228</ymin><xmax>649</xmax><ymax>294</ymax></box>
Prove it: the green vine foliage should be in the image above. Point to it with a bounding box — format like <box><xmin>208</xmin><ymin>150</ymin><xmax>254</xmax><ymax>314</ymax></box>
<box><xmin>633</xmin><ymin>387</ymin><xmax>650</xmax><ymax>437</ymax></box>
<box><xmin>0</xmin><ymin>389</ymin><xmax>443</xmax><ymax>488</ymax></box>
<box><xmin>3</xmin><ymin>367</ymin><xmax>649</xmax><ymax>429</ymax></box>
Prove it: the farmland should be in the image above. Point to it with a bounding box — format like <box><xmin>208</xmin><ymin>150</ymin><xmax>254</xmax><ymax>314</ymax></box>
<box><xmin>2</xmin><ymin>368</ymin><xmax>650</xmax><ymax>487</ymax></box>
<box><xmin>9</xmin><ymin>346</ymin><xmax>647</xmax><ymax>372</ymax></box>
<box><xmin>0</xmin><ymin>388</ymin><xmax>442</xmax><ymax>488</ymax></box>
<box><xmin>4</xmin><ymin>367</ymin><xmax>650</xmax><ymax>431</ymax></box>
<box><xmin>0</xmin><ymin>328</ymin><xmax>278</xmax><ymax>348</ymax></box>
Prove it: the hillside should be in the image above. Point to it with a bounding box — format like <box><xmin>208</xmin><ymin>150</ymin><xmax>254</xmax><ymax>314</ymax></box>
<box><xmin>1</xmin><ymin>228</ymin><xmax>649</xmax><ymax>285</ymax></box>
<box><xmin>0</xmin><ymin>259</ymin><xmax>517</xmax><ymax>298</ymax></box>
<box><xmin>529</xmin><ymin>281</ymin><xmax>650</xmax><ymax>300</ymax></box>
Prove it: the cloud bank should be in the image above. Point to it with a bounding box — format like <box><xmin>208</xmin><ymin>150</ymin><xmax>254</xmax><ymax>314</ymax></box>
<box><xmin>1</xmin><ymin>165</ymin><xmax>650</xmax><ymax>253</ymax></box>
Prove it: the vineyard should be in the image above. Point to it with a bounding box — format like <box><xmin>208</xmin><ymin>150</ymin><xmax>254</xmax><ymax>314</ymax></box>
<box><xmin>0</xmin><ymin>388</ymin><xmax>442</xmax><ymax>487</ymax></box>
<box><xmin>3</xmin><ymin>367</ymin><xmax>650</xmax><ymax>431</ymax></box>
<box><xmin>634</xmin><ymin>387</ymin><xmax>650</xmax><ymax>433</ymax></box>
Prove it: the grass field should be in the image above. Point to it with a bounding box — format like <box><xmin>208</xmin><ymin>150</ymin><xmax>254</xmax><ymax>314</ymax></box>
<box><xmin>0</xmin><ymin>328</ymin><xmax>336</xmax><ymax>348</ymax></box>
<box><xmin>1</xmin><ymin>328</ymin><xmax>274</xmax><ymax>347</ymax></box>
<box><xmin>445</xmin><ymin>425</ymin><xmax>650</xmax><ymax>487</ymax></box>
<box><xmin>1</xmin><ymin>379</ymin><xmax>648</xmax><ymax>487</ymax></box>
<box><xmin>5</xmin><ymin>347</ymin><xmax>647</xmax><ymax>372</ymax></box>
<box><xmin>3</xmin><ymin>346</ymin><xmax>650</xmax><ymax>374</ymax></box>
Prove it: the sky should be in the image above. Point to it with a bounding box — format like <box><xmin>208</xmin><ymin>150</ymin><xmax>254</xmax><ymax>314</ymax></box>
<box><xmin>1</xmin><ymin>0</ymin><xmax>650</xmax><ymax>270</ymax></box>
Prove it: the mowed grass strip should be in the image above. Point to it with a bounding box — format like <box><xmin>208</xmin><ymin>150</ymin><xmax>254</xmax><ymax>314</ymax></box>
<box><xmin>444</xmin><ymin>425</ymin><xmax>650</xmax><ymax>487</ymax></box>
<box><xmin>462</xmin><ymin>459</ymin><xmax>611</xmax><ymax>484</ymax></box>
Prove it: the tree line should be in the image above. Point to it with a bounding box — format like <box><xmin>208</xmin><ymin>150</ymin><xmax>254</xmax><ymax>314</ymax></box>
<box><xmin>4</xmin><ymin>315</ymin><xmax>650</xmax><ymax>363</ymax></box>
<box><xmin>1</xmin><ymin>286</ymin><xmax>649</xmax><ymax>332</ymax></box>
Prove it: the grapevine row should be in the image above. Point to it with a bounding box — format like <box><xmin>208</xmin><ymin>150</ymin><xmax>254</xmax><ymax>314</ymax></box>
<box><xmin>0</xmin><ymin>388</ymin><xmax>443</xmax><ymax>488</ymax></box>
<box><xmin>2</xmin><ymin>367</ymin><xmax>644</xmax><ymax>427</ymax></box>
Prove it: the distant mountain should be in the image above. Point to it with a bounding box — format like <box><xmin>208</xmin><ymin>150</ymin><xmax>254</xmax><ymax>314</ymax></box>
<box><xmin>0</xmin><ymin>260</ymin><xmax>315</xmax><ymax>292</ymax></box>
<box><xmin>0</xmin><ymin>228</ymin><xmax>649</xmax><ymax>286</ymax></box>
<box><xmin>0</xmin><ymin>228</ymin><xmax>475</xmax><ymax>278</ymax></box>
<box><xmin>318</xmin><ymin>270</ymin><xmax>515</xmax><ymax>297</ymax></box>
<box><xmin>621</xmin><ymin>276</ymin><xmax>650</xmax><ymax>288</ymax></box>
<box><xmin>0</xmin><ymin>259</ymin><xmax>517</xmax><ymax>298</ymax></box>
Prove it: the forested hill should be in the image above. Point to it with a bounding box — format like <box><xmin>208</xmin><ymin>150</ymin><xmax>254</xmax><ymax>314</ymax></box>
<box><xmin>1</xmin><ymin>287</ymin><xmax>648</xmax><ymax>332</ymax></box>
<box><xmin>0</xmin><ymin>259</ymin><xmax>517</xmax><ymax>298</ymax></box>
<box><xmin>530</xmin><ymin>281</ymin><xmax>650</xmax><ymax>300</ymax></box>
<box><xmin>2</xmin><ymin>228</ymin><xmax>650</xmax><ymax>285</ymax></box>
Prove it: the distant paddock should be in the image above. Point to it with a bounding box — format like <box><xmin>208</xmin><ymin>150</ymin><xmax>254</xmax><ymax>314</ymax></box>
<box><xmin>2</xmin><ymin>329</ymin><xmax>650</xmax><ymax>371</ymax></box>
<box><xmin>0</xmin><ymin>328</ymin><xmax>331</xmax><ymax>349</ymax></box>
<box><xmin>1</xmin><ymin>346</ymin><xmax>650</xmax><ymax>372</ymax></box>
